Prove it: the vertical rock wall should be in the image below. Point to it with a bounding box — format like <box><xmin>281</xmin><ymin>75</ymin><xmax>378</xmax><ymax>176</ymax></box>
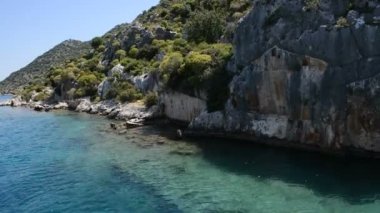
<box><xmin>189</xmin><ymin>0</ymin><xmax>380</xmax><ymax>153</ymax></box>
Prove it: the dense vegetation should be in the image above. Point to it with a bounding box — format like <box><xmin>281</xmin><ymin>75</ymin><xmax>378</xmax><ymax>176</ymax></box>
<box><xmin>15</xmin><ymin>0</ymin><xmax>253</xmax><ymax>112</ymax></box>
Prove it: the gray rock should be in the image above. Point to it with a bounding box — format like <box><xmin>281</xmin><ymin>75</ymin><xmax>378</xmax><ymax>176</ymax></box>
<box><xmin>189</xmin><ymin>0</ymin><xmax>380</xmax><ymax>153</ymax></box>
<box><xmin>154</xmin><ymin>27</ymin><xmax>176</xmax><ymax>40</ymax></box>
<box><xmin>10</xmin><ymin>97</ymin><xmax>24</xmax><ymax>107</ymax></box>
<box><xmin>75</xmin><ymin>98</ymin><xmax>92</xmax><ymax>112</ymax></box>
<box><xmin>190</xmin><ymin>44</ymin><xmax>380</xmax><ymax>152</ymax></box>
<box><xmin>53</xmin><ymin>102</ymin><xmax>68</xmax><ymax>110</ymax></box>
<box><xmin>131</xmin><ymin>72</ymin><xmax>160</xmax><ymax>93</ymax></box>
<box><xmin>98</xmin><ymin>79</ymin><xmax>113</xmax><ymax>99</ymax></box>
<box><xmin>107</xmin><ymin>64</ymin><xmax>125</xmax><ymax>78</ymax></box>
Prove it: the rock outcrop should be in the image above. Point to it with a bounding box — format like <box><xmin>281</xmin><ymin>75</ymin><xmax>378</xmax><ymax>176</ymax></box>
<box><xmin>189</xmin><ymin>0</ymin><xmax>380</xmax><ymax>154</ymax></box>
<box><xmin>161</xmin><ymin>91</ymin><xmax>206</xmax><ymax>123</ymax></box>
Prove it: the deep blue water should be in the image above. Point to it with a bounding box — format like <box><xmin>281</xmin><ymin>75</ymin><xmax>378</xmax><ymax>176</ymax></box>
<box><xmin>1</xmin><ymin>95</ymin><xmax>380</xmax><ymax>212</ymax></box>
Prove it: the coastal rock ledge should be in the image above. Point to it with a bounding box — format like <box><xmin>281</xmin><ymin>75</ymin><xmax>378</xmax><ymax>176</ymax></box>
<box><xmin>188</xmin><ymin>0</ymin><xmax>380</xmax><ymax>155</ymax></box>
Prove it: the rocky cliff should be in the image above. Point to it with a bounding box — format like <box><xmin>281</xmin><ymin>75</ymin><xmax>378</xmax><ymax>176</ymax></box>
<box><xmin>189</xmin><ymin>0</ymin><xmax>380</xmax><ymax>154</ymax></box>
<box><xmin>0</xmin><ymin>40</ymin><xmax>90</xmax><ymax>94</ymax></box>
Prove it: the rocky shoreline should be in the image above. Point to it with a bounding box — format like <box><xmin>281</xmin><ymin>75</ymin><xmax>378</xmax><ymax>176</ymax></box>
<box><xmin>2</xmin><ymin>95</ymin><xmax>380</xmax><ymax>158</ymax></box>
<box><xmin>0</xmin><ymin>96</ymin><xmax>170</xmax><ymax>134</ymax></box>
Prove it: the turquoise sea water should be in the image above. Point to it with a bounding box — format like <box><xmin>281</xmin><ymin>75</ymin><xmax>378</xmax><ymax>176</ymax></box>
<box><xmin>1</xmin><ymin>96</ymin><xmax>380</xmax><ymax>212</ymax></box>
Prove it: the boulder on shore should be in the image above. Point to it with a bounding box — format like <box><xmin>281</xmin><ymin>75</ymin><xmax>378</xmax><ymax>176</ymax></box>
<box><xmin>53</xmin><ymin>102</ymin><xmax>68</xmax><ymax>110</ymax></box>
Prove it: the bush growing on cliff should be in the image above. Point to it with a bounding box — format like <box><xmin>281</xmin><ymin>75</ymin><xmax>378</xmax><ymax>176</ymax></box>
<box><xmin>170</xmin><ymin>3</ymin><xmax>190</xmax><ymax>18</ymax></box>
<box><xmin>77</xmin><ymin>74</ymin><xmax>99</xmax><ymax>87</ymax></box>
<box><xmin>137</xmin><ymin>44</ymin><xmax>159</xmax><ymax>60</ymax></box>
<box><xmin>304</xmin><ymin>0</ymin><xmax>320</xmax><ymax>10</ymax></box>
<box><xmin>76</xmin><ymin>73</ymin><xmax>100</xmax><ymax>98</ymax></box>
<box><xmin>105</xmin><ymin>81</ymin><xmax>142</xmax><ymax>103</ymax></box>
<box><xmin>91</xmin><ymin>37</ymin><xmax>104</xmax><ymax>49</ymax></box>
<box><xmin>128</xmin><ymin>47</ymin><xmax>139</xmax><ymax>58</ymax></box>
<box><xmin>144</xmin><ymin>92</ymin><xmax>158</xmax><ymax>108</ymax></box>
<box><xmin>34</xmin><ymin>91</ymin><xmax>51</xmax><ymax>102</ymax></box>
<box><xmin>115</xmin><ymin>49</ymin><xmax>127</xmax><ymax>60</ymax></box>
<box><xmin>159</xmin><ymin>52</ymin><xmax>184</xmax><ymax>82</ymax></box>
<box><xmin>336</xmin><ymin>17</ymin><xmax>350</xmax><ymax>28</ymax></box>
<box><xmin>183</xmin><ymin>51</ymin><xmax>212</xmax><ymax>74</ymax></box>
<box><xmin>184</xmin><ymin>9</ymin><xmax>226</xmax><ymax>43</ymax></box>
<box><xmin>165</xmin><ymin>51</ymin><xmax>213</xmax><ymax>89</ymax></box>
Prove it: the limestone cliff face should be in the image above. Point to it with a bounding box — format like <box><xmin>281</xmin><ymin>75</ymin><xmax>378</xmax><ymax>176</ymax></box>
<box><xmin>189</xmin><ymin>0</ymin><xmax>380</xmax><ymax>153</ymax></box>
<box><xmin>161</xmin><ymin>91</ymin><xmax>206</xmax><ymax>123</ymax></box>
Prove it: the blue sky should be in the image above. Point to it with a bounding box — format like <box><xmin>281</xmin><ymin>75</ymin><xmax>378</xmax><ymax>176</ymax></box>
<box><xmin>0</xmin><ymin>0</ymin><xmax>159</xmax><ymax>81</ymax></box>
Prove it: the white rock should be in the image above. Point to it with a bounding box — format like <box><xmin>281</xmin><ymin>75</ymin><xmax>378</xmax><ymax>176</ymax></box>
<box><xmin>75</xmin><ymin>98</ymin><xmax>92</xmax><ymax>112</ymax></box>
<box><xmin>53</xmin><ymin>102</ymin><xmax>68</xmax><ymax>110</ymax></box>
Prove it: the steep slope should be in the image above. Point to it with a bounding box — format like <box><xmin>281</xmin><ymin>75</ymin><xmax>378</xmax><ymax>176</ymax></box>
<box><xmin>0</xmin><ymin>40</ymin><xmax>90</xmax><ymax>93</ymax></box>
<box><xmin>189</xmin><ymin>0</ymin><xmax>380</xmax><ymax>155</ymax></box>
<box><xmin>27</xmin><ymin>0</ymin><xmax>252</xmax><ymax>107</ymax></box>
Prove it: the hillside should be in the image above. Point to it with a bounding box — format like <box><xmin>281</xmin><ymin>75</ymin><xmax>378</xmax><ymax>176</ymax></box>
<box><xmin>3</xmin><ymin>0</ymin><xmax>380</xmax><ymax>155</ymax></box>
<box><xmin>0</xmin><ymin>40</ymin><xmax>90</xmax><ymax>94</ymax></box>
<box><xmin>16</xmin><ymin>0</ymin><xmax>252</xmax><ymax>108</ymax></box>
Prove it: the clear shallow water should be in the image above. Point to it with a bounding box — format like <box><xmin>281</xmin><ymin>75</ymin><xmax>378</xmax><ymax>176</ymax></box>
<box><xmin>1</xmin><ymin>99</ymin><xmax>380</xmax><ymax>212</ymax></box>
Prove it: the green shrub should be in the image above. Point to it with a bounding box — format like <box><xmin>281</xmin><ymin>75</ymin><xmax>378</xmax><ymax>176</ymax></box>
<box><xmin>77</xmin><ymin>74</ymin><xmax>99</xmax><ymax>87</ymax></box>
<box><xmin>137</xmin><ymin>44</ymin><xmax>159</xmax><ymax>60</ymax></box>
<box><xmin>336</xmin><ymin>17</ymin><xmax>350</xmax><ymax>28</ymax></box>
<box><xmin>184</xmin><ymin>9</ymin><xmax>226</xmax><ymax>43</ymax></box>
<box><xmin>34</xmin><ymin>92</ymin><xmax>50</xmax><ymax>102</ymax></box>
<box><xmin>230</xmin><ymin>0</ymin><xmax>251</xmax><ymax>12</ymax></box>
<box><xmin>165</xmin><ymin>51</ymin><xmax>213</xmax><ymax>89</ymax></box>
<box><xmin>170</xmin><ymin>3</ymin><xmax>190</xmax><ymax>18</ymax></box>
<box><xmin>115</xmin><ymin>49</ymin><xmax>127</xmax><ymax>60</ymax></box>
<box><xmin>84</xmin><ymin>58</ymin><xmax>99</xmax><ymax>71</ymax></box>
<box><xmin>232</xmin><ymin>12</ymin><xmax>244</xmax><ymax>21</ymax></box>
<box><xmin>200</xmin><ymin>43</ymin><xmax>233</xmax><ymax>60</ymax></box>
<box><xmin>61</xmin><ymin>70</ymin><xmax>75</xmax><ymax>82</ymax></box>
<box><xmin>160</xmin><ymin>9</ymin><xmax>169</xmax><ymax>18</ymax></box>
<box><xmin>91</xmin><ymin>37</ymin><xmax>104</xmax><ymax>49</ymax></box>
<box><xmin>128</xmin><ymin>47</ymin><xmax>139</xmax><ymax>58</ymax></box>
<box><xmin>105</xmin><ymin>81</ymin><xmax>143</xmax><ymax>103</ymax></box>
<box><xmin>172</xmin><ymin>38</ymin><xmax>189</xmax><ymax>53</ymax></box>
<box><xmin>304</xmin><ymin>0</ymin><xmax>320</xmax><ymax>10</ymax></box>
<box><xmin>111</xmin><ymin>59</ymin><xmax>120</xmax><ymax>67</ymax></box>
<box><xmin>159</xmin><ymin>52</ymin><xmax>184</xmax><ymax>74</ymax></box>
<box><xmin>74</xmin><ymin>88</ymin><xmax>86</xmax><ymax>98</ymax></box>
<box><xmin>121</xmin><ymin>57</ymin><xmax>147</xmax><ymax>75</ymax></box>
<box><xmin>74</xmin><ymin>73</ymin><xmax>100</xmax><ymax>98</ymax></box>
<box><xmin>97</xmin><ymin>45</ymin><xmax>106</xmax><ymax>52</ymax></box>
<box><xmin>144</xmin><ymin>92</ymin><xmax>158</xmax><ymax>108</ymax></box>
<box><xmin>53</xmin><ymin>75</ymin><xmax>62</xmax><ymax>85</ymax></box>
<box><xmin>183</xmin><ymin>51</ymin><xmax>212</xmax><ymax>74</ymax></box>
<box><xmin>112</xmin><ymin>40</ymin><xmax>121</xmax><ymax>49</ymax></box>
<box><xmin>117</xmin><ymin>83</ymin><xmax>143</xmax><ymax>103</ymax></box>
<box><xmin>21</xmin><ymin>90</ymin><xmax>33</xmax><ymax>101</ymax></box>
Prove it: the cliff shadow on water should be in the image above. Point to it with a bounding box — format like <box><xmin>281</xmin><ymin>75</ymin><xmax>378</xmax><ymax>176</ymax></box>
<box><xmin>184</xmin><ymin>137</ymin><xmax>380</xmax><ymax>205</ymax></box>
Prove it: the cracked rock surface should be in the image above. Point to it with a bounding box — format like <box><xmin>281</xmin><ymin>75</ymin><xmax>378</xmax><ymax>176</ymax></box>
<box><xmin>189</xmin><ymin>0</ymin><xmax>380</xmax><ymax>153</ymax></box>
